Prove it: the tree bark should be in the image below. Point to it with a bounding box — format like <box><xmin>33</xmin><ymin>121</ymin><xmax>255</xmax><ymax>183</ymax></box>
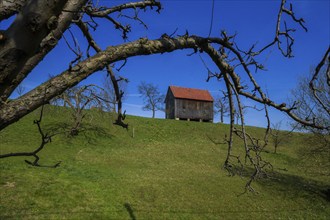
<box><xmin>0</xmin><ymin>0</ymin><xmax>27</xmax><ymax>21</ymax></box>
<box><xmin>0</xmin><ymin>0</ymin><xmax>68</xmax><ymax>103</ymax></box>
<box><xmin>0</xmin><ymin>0</ymin><xmax>88</xmax><ymax>102</ymax></box>
<box><xmin>0</xmin><ymin>36</ymin><xmax>204</xmax><ymax>130</ymax></box>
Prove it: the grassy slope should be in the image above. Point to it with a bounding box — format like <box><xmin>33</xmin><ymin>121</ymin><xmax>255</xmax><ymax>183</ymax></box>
<box><xmin>0</xmin><ymin>106</ymin><xmax>329</xmax><ymax>219</ymax></box>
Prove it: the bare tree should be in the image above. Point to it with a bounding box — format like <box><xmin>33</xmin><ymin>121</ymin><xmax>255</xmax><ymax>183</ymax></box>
<box><xmin>289</xmin><ymin>60</ymin><xmax>330</xmax><ymax>154</ymax></box>
<box><xmin>0</xmin><ymin>0</ymin><xmax>325</xmax><ymax>132</ymax></box>
<box><xmin>138</xmin><ymin>82</ymin><xmax>164</xmax><ymax>118</ymax></box>
<box><xmin>290</xmin><ymin>62</ymin><xmax>330</xmax><ymax>133</ymax></box>
<box><xmin>214</xmin><ymin>94</ymin><xmax>229</xmax><ymax>123</ymax></box>
<box><xmin>0</xmin><ymin>0</ymin><xmax>329</xmax><ymax>190</ymax></box>
<box><xmin>59</xmin><ymin>84</ymin><xmax>105</xmax><ymax>136</ymax></box>
<box><xmin>269</xmin><ymin>121</ymin><xmax>295</xmax><ymax>154</ymax></box>
<box><xmin>233</xmin><ymin>104</ymin><xmax>248</xmax><ymax>125</ymax></box>
<box><xmin>285</xmin><ymin>53</ymin><xmax>330</xmax><ymax>179</ymax></box>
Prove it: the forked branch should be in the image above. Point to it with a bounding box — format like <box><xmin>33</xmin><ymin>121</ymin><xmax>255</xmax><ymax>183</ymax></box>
<box><xmin>309</xmin><ymin>47</ymin><xmax>330</xmax><ymax>115</ymax></box>
<box><xmin>0</xmin><ymin>105</ymin><xmax>61</xmax><ymax>167</ymax></box>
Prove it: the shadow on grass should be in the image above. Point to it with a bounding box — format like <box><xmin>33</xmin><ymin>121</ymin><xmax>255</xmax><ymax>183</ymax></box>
<box><xmin>124</xmin><ymin>203</ymin><xmax>137</xmax><ymax>220</ymax></box>
<box><xmin>79</xmin><ymin>123</ymin><xmax>113</xmax><ymax>145</ymax></box>
<box><xmin>44</xmin><ymin>122</ymin><xmax>113</xmax><ymax>145</ymax></box>
<box><xmin>257</xmin><ymin>169</ymin><xmax>330</xmax><ymax>202</ymax></box>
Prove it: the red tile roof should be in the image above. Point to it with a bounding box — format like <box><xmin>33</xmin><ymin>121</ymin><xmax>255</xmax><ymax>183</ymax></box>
<box><xmin>169</xmin><ymin>86</ymin><xmax>213</xmax><ymax>102</ymax></box>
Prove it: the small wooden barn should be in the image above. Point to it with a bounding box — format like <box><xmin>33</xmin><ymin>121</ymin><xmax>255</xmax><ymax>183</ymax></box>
<box><xmin>165</xmin><ymin>86</ymin><xmax>214</xmax><ymax>122</ymax></box>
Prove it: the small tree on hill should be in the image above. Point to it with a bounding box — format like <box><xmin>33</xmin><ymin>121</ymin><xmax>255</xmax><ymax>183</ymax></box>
<box><xmin>234</xmin><ymin>104</ymin><xmax>248</xmax><ymax>125</ymax></box>
<box><xmin>270</xmin><ymin>122</ymin><xmax>283</xmax><ymax>154</ymax></box>
<box><xmin>138</xmin><ymin>82</ymin><xmax>164</xmax><ymax>118</ymax></box>
<box><xmin>59</xmin><ymin>85</ymin><xmax>104</xmax><ymax>136</ymax></box>
<box><xmin>214</xmin><ymin>95</ymin><xmax>229</xmax><ymax>123</ymax></box>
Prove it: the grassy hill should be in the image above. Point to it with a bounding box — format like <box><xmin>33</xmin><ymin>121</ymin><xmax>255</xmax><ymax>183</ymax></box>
<box><xmin>0</xmin><ymin>105</ymin><xmax>329</xmax><ymax>219</ymax></box>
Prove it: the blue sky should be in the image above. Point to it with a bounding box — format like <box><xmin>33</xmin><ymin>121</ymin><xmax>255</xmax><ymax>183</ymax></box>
<box><xmin>2</xmin><ymin>0</ymin><xmax>329</xmax><ymax>129</ymax></box>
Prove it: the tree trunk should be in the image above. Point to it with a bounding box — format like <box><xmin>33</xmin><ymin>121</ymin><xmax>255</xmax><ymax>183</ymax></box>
<box><xmin>0</xmin><ymin>0</ymin><xmax>68</xmax><ymax>102</ymax></box>
<box><xmin>0</xmin><ymin>0</ymin><xmax>88</xmax><ymax>102</ymax></box>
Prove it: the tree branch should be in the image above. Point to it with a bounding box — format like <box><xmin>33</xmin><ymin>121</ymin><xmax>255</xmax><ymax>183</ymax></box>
<box><xmin>309</xmin><ymin>46</ymin><xmax>330</xmax><ymax>115</ymax></box>
<box><xmin>83</xmin><ymin>0</ymin><xmax>161</xmax><ymax>17</ymax></box>
<box><xmin>0</xmin><ymin>105</ymin><xmax>61</xmax><ymax>167</ymax></box>
<box><xmin>0</xmin><ymin>0</ymin><xmax>88</xmax><ymax>103</ymax></box>
<box><xmin>0</xmin><ymin>0</ymin><xmax>27</xmax><ymax>21</ymax></box>
<box><xmin>1</xmin><ymin>35</ymin><xmax>327</xmax><ymax>132</ymax></box>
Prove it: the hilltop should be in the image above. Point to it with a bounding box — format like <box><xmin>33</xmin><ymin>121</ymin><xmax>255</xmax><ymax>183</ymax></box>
<box><xmin>0</xmin><ymin>105</ymin><xmax>329</xmax><ymax>219</ymax></box>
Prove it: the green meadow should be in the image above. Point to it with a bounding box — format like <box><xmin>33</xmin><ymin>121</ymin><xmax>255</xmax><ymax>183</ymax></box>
<box><xmin>0</xmin><ymin>106</ymin><xmax>329</xmax><ymax>219</ymax></box>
